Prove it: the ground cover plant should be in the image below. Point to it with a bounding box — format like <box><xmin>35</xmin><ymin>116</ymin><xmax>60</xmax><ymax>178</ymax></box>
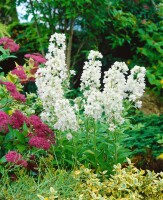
<box><xmin>0</xmin><ymin>158</ymin><xmax>163</xmax><ymax>200</ymax></box>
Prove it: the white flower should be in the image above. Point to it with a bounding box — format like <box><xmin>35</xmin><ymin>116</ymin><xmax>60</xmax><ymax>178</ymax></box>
<box><xmin>36</xmin><ymin>33</ymin><xmax>146</xmax><ymax>133</ymax></box>
<box><xmin>80</xmin><ymin>51</ymin><xmax>102</xmax><ymax>93</ymax></box>
<box><xmin>84</xmin><ymin>89</ymin><xmax>104</xmax><ymax>121</ymax></box>
<box><xmin>70</xmin><ymin>70</ymin><xmax>76</xmax><ymax>75</ymax></box>
<box><xmin>36</xmin><ymin>33</ymin><xmax>78</xmax><ymax>131</ymax></box>
<box><xmin>109</xmin><ymin>123</ymin><xmax>116</xmax><ymax>132</ymax></box>
<box><xmin>66</xmin><ymin>133</ymin><xmax>73</xmax><ymax>140</ymax></box>
<box><xmin>135</xmin><ymin>100</ymin><xmax>142</xmax><ymax>108</ymax></box>
<box><xmin>126</xmin><ymin>65</ymin><xmax>146</xmax><ymax>102</ymax></box>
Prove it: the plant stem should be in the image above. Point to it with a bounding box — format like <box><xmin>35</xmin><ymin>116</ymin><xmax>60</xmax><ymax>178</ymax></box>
<box><xmin>86</xmin><ymin>119</ymin><xmax>89</xmax><ymax>143</ymax></box>
<box><xmin>93</xmin><ymin>119</ymin><xmax>98</xmax><ymax>167</ymax></box>
<box><xmin>113</xmin><ymin>131</ymin><xmax>118</xmax><ymax>164</ymax></box>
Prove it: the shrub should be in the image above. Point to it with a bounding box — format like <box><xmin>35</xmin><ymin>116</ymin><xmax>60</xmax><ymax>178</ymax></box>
<box><xmin>36</xmin><ymin>159</ymin><xmax>163</xmax><ymax>200</ymax></box>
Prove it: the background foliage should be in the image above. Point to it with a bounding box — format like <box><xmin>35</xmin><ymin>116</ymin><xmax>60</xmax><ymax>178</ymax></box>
<box><xmin>0</xmin><ymin>0</ymin><xmax>162</xmax><ymax>94</ymax></box>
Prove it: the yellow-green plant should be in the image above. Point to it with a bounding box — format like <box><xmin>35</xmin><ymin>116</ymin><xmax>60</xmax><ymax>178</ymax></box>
<box><xmin>37</xmin><ymin>159</ymin><xmax>163</xmax><ymax>200</ymax></box>
<box><xmin>0</xmin><ymin>23</ymin><xmax>10</xmax><ymax>37</ymax></box>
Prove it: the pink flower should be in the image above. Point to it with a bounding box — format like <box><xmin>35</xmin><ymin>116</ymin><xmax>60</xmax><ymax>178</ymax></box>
<box><xmin>2</xmin><ymin>81</ymin><xmax>26</xmax><ymax>102</ymax></box>
<box><xmin>10</xmin><ymin>110</ymin><xmax>29</xmax><ymax>129</ymax></box>
<box><xmin>11</xmin><ymin>66</ymin><xmax>27</xmax><ymax>80</ymax></box>
<box><xmin>0</xmin><ymin>37</ymin><xmax>20</xmax><ymax>52</ymax></box>
<box><xmin>29</xmin><ymin>115</ymin><xmax>55</xmax><ymax>140</ymax></box>
<box><xmin>0</xmin><ymin>111</ymin><xmax>10</xmax><ymax>133</ymax></box>
<box><xmin>5</xmin><ymin>151</ymin><xmax>22</xmax><ymax>162</ymax></box>
<box><xmin>29</xmin><ymin>136</ymin><xmax>51</xmax><ymax>150</ymax></box>
<box><xmin>3</xmin><ymin>81</ymin><xmax>16</xmax><ymax>93</ymax></box>
<box><xmin>5</xmin><ymin>151</ymin><xmax>27</xmax><ymax>167</ymax></box>
<box><xmin>25</xmin><ymin>53</ymin><xmax>46</xmax><ymax>67</ymax></box>
<box><xmin>11</xmin><ymin>91</ymin><xmax>26</xmax><ymax>102</ymax></box>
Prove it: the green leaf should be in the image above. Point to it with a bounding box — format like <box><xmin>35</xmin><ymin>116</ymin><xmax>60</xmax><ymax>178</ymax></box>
<box><xmin>84</xmin><ymin>150</ymin><xmax>95</xmax><ymax>155</ymax></box>
<box><xmin>16</xmin><ymin>144</ymin><xmax>26</xmax><ymax>153</ymax></box>
<box><xmin>0</xmin><ymin>156</ymin><xmax>6</xmax><ymax>163</ymax></box>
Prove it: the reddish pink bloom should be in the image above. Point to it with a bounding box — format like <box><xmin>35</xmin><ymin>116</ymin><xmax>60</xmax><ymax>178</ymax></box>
<box><xmin>29</xmin><ymin>115</ymin><xmax>54</xmax><ymax>139</ymax></box>
<box><xmin>10</xmin><ymin>110</ymin><xmax>29</xmax><ymax>129</ymax></box>
<box><xmin>5</xmin><ymin>151</ymin><xmax>27</xmax><ymax>167</ymax></box>
<box><xmin>11</xmin><ymin>91</ymin><xmax>26</xmax><ymax>102</ymax></box>
<box><xmin>11</xmin><ymin>66</ymin><xmax>27</xmax><ymax>80</ymax></box>
<box><xmin>2</xmin><ymin>81</ymin><xmax>26</xmax><ymax>102</ymax></box>
<box><xmin>0</xmin><ymin>111</ymin><xmax>10</xmax><ymax>133</ymax></box>
<box><xmin>3</xmin><ymin>81</ymin><xmax>16</xmax><ymax>93</ymax></box>
<box><xmin>5</xmin><ymin>151</ymin><xmax>22</xmax><ymax>162</ymax></box>
<box><xmin>0</xmin><ymin>37</ymin><xmax>20</xmax><ymax>52</ymax></box>
<box><xmin>25</xmin><ymin>53</ymin><xmax>46</xmax><ymax>67</ymax></box>
<box><xmin>29</xmin><ymin>136</ymin><xmax>51</xmax><ymax>150</ymax></box>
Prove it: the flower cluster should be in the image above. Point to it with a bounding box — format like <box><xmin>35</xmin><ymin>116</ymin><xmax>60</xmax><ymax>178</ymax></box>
<box><xmin>126</xmin><ymin>65</ymin><xmax>146</xmax><ymax>108</ymax></box>
<box><xmin>36</xmin><ymin>33</ymin><xmax>146</xmax><ymax>132</ymax></box>
<box><xmin>0</xmin><ymin>110</ymin><xmax>55</xmax><ymax>150</ymax></box>
<box><xmin>36</xmin><ymin>33</ymin><xmax>78</xmax><ymax>131</ymax></box>
<box><xmin>10</xmin><ymin>110</ymin><xmax>29</xmax><ymax>129</ymax></box>
<box><xmin>1</xmin><ymin>81</ymin><xmax>26</xmax><ymax>102</ymax></box>
<box><xmin>80</xmin><ymin>50</ymin><xmax>102</xmax><ymax>93</ymax></box>
<box><xmin>5</xmin><ymin>151</ymin><xmax>27</xmax><ymax>167</ymax></box>
<box><xmin>0</xmin><ymin>37</ymin><xmax>19</xmax><ymax>52</ymax></box>
<box><xmin>81</xmin><ymin>53</ymin><xmax>146</xmax><ymax>130</ymax></box>
<box><xmin>0</xmin><ymin>111</ymin><xmax>10</xmax><ymax>133</ymax></box>
<box><xmin>25</xmin><ymin>53</ymin><xmax>46</xmax><ymax>67</ymax></box>
<box><xmin>28</xmin><ymin>115</ymin><xmax>55</xmax><ymax>149</ymax></box>
<box><xmin>10</xmin><ymin>53</ymin><xmax>46</xmax><ymax>84</ymax></box>
<box><xmin>11</xmin><ymin>65</ymin><xmax>27</xmax><ymax>81</ymax></box>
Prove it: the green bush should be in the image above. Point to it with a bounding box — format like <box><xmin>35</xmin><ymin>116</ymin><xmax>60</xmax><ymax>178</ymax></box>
<box><xmin>124</xmin><ymin>113</ymin><xmax>163</xmax><ymax>158</ymax></box>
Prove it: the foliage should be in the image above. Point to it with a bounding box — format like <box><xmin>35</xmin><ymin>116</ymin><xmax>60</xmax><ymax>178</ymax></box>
<box><xmin>9</xmin><ymin>22</ymin><xmax>50</xmax><ymax>53</ymax></box>
<box><xmin>124</xmin><ymin>113</ymin><xmax>163</xmax><ymax>158</ymax></box>
<box><xmin>0</xmin><ymin>158</ymin><xmax>163</xmax><ymax>200</ymax></box>
<box><xmin>0</xmin><ymin>0</ymin><xmax>18</xmax><ymax>24</ymax></box>
<box><xmin>0</xmin><ymin>23</ymin><xmax>10</xmax><ymax>38</ymax></box>
<box><xmin>7</xmin><ymin>0</ymin><xmax>161</xmax><ymax>94</ymax></box>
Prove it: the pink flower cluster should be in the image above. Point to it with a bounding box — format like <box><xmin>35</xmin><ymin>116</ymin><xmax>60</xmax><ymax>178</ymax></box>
<box><xmin>28</xmin><ymin>115</ymin><xmax>55</xmax><ymax>150</ymax></box>
<box><xmin>0</xmin><ymin>110</ymin><xmax>55</xmax><ymax>150</ymax></box>
<box><xmin>25</xmin><ymin>53</ymin><xmax>46</xmax><ymax>67</ymax></box>
<box><xmin>5</xmin><ymin>151</ymin><xmax>27</xmax><ymax>167</ymax></box>
<box><xmin>0</xmin><ymin>111</ymin><xmax>10</xmax><ymax>133</ymax></box>
<box><xmin>29</xmin><ymin>136</ymin><xmax>50</xmax><ymax>150</ymax></box>
<box><xmin>11</xmin><ymin>65</ymin><xmax>27</xmax><ymax>80</ymax></box>
<box><xmin>1</xmin><ymin>81</ymin><xmax>26</xmax><ymax>102</ymax></box>
<box><xmin>10</xmin><ymin>110</ymin><xmax>29</xmax><ymax>129</ymax></box>
<box><xmin>0</xmin><ymin>37</ymin><xmax>20</xmax><ymax>52</ymax></box>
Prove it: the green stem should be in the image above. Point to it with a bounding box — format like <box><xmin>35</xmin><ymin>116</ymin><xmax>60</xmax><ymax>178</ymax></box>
<box><xmin>93</xmin><ymin>119</ymin><xmax>98</xmax><ymax>167</ymax></box>
<box><xmin>113</xmin><ymin>131</ymin><xmax>118</xmax><ymax>164</ymax></box>
<box><xmin>72</xmin><ymin>132</ymin><xmax>77</xmax><ymax>169</ymax></box>
<box><xmin>86</xmin><ymin>119</ymin><xmax>89</xmax><ymax>143</ymax></box>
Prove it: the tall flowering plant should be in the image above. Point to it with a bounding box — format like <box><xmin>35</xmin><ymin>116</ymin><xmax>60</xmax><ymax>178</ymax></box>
<box><xmin>36</xmin><ymin>33</ymin><xmax>146</xmax><ymax>172</ymax></box>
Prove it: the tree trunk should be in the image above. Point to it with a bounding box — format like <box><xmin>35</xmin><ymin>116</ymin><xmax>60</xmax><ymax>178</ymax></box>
<box><xmin>66</xmin><ymin>19</ymin><xmax>74</xmax><ymax>70</ymax></box>
<box><xmin>29</xmin><ymin>0</ymin><xmax>45</xmax><ymax>56</ymax></box>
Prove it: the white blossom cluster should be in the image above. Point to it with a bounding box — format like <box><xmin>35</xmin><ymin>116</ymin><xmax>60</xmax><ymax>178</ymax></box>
<box><xmin>80</xmin><ymin>53</ymin><xmax>146</xmax><ymax>131</ymax></box>
<box><xmin>36</xmin><ymin>33</ymin><xmax>78</xmax><ymax>131</ymax></box>
<box><xmin>36</xmin><ymin>33</ymin><xmax>146</xmax><ymax>133</ymax></box>
<box><xmin>80</xmin><ymin>50</ymin><xmax>103</xmax><ymax>94</ymax></box>
<box><xmin>126</xmin><ymin>65</ymin><xmax>146</xmax><ymax>108</ymax></box>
